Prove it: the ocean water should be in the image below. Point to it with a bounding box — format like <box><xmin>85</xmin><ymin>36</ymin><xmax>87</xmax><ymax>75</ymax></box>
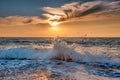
<box><xmin>0</xmin><ymin>37</ymin><xmax>120</xmax><ymax>80</ymax></box>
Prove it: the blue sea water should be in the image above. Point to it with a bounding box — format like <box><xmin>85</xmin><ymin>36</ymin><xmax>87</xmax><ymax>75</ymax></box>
<box><xmin>0</xmin><ymin>37</ymin><xmax>120</xmax><ymax>80</ymax></box>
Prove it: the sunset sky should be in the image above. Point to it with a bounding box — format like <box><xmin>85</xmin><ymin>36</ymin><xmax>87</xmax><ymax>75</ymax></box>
<box><xmin>0</xmin><ymin>0</ymin><xmax>120</xmax><ymax>37</ymax></box>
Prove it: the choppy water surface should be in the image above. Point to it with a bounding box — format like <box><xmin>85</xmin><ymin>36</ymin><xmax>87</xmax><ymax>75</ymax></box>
<box><xmin>0</xmin><ymin>37</ymin><xmax>120</xmax><ymax>80</ymax></box>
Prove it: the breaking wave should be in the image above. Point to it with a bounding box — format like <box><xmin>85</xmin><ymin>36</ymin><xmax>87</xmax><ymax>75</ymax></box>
<box><xmin>0</xmin><ymin>38</ymin><xmax>120</xmax><ymax>66</ymax></box>
<box><xmin>50</xmin><ymin>39</ymin><xmax>120</xmax><ymax>66</ymax></box>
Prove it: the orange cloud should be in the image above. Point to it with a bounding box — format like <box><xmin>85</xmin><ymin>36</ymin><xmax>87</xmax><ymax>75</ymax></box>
<box><xmin>0</xmin><ymin>16</ymin><xmax>46</xmax><ymax>26</ymax></box>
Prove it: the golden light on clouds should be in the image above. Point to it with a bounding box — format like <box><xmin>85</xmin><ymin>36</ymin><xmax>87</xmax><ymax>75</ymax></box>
<box><xmin>49</xmin><ymin>15</ymin><xmax>61</xmax><ymax>21</ymax></box>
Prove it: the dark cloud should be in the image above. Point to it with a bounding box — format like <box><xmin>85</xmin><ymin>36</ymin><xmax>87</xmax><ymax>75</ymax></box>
<box><xmin>42</xmin><ymin>1</ymin><xmax>120</xmax><ymax>22</ymax></box>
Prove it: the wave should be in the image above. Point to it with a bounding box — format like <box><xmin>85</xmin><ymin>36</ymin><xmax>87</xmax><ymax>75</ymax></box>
<box><xmin>0</xmin><ymin>38</ymin><xmax>120</xmax><ymax>66</ymax></box>
<box><xmin>50</xmin><ymin>39</ymin><xmax>120</xmax><ymax>65</ymax></box>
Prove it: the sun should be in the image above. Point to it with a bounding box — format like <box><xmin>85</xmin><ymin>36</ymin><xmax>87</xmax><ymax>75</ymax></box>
<box><xmin>50</xmin><ymin>21</ymin><xmax>60</xmax><ymax>27</ymax></box>
<box><xmin>48</xmin><ymin>15</ymin><xmax>61</xmax><ymax>27</ymax></box>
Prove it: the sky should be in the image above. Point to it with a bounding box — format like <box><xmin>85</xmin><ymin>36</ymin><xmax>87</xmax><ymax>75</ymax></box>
<box><xmin>0</xmin><ymin>0</ymin><xmax>120</xmax><ymax>37</ymax></box>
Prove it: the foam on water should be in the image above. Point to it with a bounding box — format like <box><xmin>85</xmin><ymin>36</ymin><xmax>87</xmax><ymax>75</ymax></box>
<box><xmin>0</xmin><ymin>38</ymin><xmax>119</xmax><ymax>66</ymax></box>
<box><xmin>50</xmin><ymin>39</ymin><xmax>120</xmax><ymax>65</ymax></box>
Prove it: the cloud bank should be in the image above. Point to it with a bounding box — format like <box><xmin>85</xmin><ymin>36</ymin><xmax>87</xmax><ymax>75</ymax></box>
<box><xmin>42</xmin><ymin>1</ymin><xmax>120</xmax><ymax>22</ymax></box>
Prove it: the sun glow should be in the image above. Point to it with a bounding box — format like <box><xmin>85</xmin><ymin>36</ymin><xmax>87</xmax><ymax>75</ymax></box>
<box><xmin>50</xmin><ymin>21</ymin><xmax>60</xmax><ymax>26</ymax></box>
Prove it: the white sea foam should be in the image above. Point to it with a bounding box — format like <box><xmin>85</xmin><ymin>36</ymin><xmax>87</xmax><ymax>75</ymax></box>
<box><xmin>0</xmin><ymin>38</ymin><xmax>119</xmax><ymax>66</ymax></box>
<box><xmin>50</xmin><ymin>38</ymin><xmax>120</xmax><ymax>65</ymax></box>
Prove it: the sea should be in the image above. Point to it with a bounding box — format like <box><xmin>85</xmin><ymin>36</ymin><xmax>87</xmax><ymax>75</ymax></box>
<box><xmin>0</xmin><ymin>37</ymin><xmax>120</xmax><ymax>80</ymax></box>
